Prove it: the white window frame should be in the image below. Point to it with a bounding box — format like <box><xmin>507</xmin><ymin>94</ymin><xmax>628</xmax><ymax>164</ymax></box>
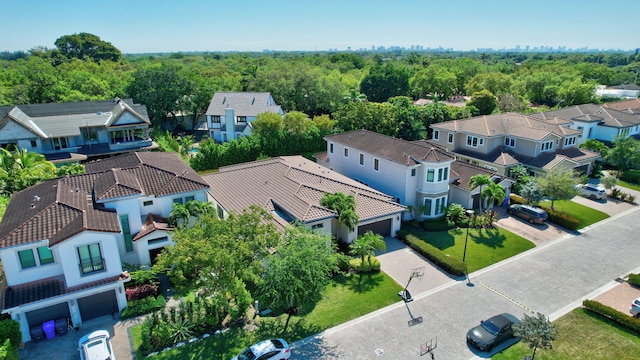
<box><xmin>329</xmin><ymin>143</ymin><xmax>334</xmax><ymax>154</ymax></box>
<box><xmin>344</xmin><ymin>148</ymin><xmax>349</xmax><ymax>158</ymax></box>
<box><xmin>374</xmin><ymin>158</ymin><xmax>379</xmax><ymax>171</ymax></box>
<box><xmin>447</xmin><ymin>133</ymin><xmax>454</xmax><ymax>144</ymax></box>
<box><xmin>541</xmin><ymin>140</ymin><xmax>553</xmax><ymax>152</ymax></box>
<box><xmin>433</xmin><ymin>130</ymin><xmax>439</xmax><ymax>140</ymax></box>
<box><xmin>359</xmin><ymin>153</ymin><xmax>365</xmax><ymax>166</ymax></box>
<box><xmin>466</xmin><ymin>135</ymin><xmax>482</xmax><ymax>148</ymax></box>
<box><xmin>504</xmin><ymin>137</ymin><xmax>516</xmax><ymax>148</ymax></box>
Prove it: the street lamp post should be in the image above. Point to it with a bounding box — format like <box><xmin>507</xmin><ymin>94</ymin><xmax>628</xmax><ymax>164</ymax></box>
<box><xmin>462</xmin><ymin>209</ymin><xmax>475</xmax><ymax>262</ymax></box>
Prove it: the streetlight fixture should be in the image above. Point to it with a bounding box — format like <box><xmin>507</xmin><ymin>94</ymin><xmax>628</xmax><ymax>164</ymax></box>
<box><xmin>462</xmin><ymin>209</ymin><xmax>475</xmax><ymax>262</ymax></box>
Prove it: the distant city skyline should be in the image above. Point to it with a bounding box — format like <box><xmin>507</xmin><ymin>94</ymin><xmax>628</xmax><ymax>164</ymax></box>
<box><xmin>3</xmin><ymin>0</ymin><xmax>638</xmax><ymax>54</ymax></box>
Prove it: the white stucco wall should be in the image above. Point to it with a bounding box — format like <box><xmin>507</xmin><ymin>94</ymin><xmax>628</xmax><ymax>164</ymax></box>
<box><xmin>0</xmin><ymin>241</ymin><xmax>64</xmax><ymax>286</ymax></box>
<box><xmin>57</xmin><ymin>231</ymin><xmax>123</xmax><ymax>288</ymax></box>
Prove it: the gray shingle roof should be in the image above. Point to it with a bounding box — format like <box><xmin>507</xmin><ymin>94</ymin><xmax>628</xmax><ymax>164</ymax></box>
<box><xmin>531</xmin><ymin>104</ymin><xmax>640</xmax><ymax>128</ymax></box>
<box><xmin>205</xmin><ymin>92</ymin><xmax>283</xmax><ymax>117</ymax></box>
<box><xmin>0</xmin><ymin>99</ymin><xmax>150</xmax><ymax>138</ymax></box>
<box><xmin>325</xmin><ymin>130</ymin><xmax>455</xmax><ymax>165</ymax></box>
<box><xmin>431</xmin><ymin>112</ymin><xmax>579</xmax><ymax>140</ymax></box>
<box><xmin>202</xmin><ymin>156</ymin><xmax>405</xmax><ymax>225</ymax></box>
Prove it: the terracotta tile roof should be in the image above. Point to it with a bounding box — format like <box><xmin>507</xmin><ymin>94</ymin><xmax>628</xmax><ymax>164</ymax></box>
<box><xmin>202</xmin><ymin>156</ymin><xmax>405</xmax><ymax>226</ymax></box>
<box><xmin>2</xmin><ymin>273</ymin><xmax>127</xmax><ymax>309</ymax></box>
<box><xmin>325</xmin><ymin>130</ymin><xmax>454</xmax><ymax>165</ymax></box>
<box><xmin>133</xmin><ymin>214</ymin><xmax>171</xmax><ymax>241</ymax></box>
<box><xmin>84</xmin><ymin>152</ymin><xmax>209</xmax><ymax>199</ymax></box>
<box><xmin>431</xmin><ymin>112</ymin><xmax>579</xmax><ymax>140</ymax></box>
<box><xmin>0</xmin><ymin>180</ymin><xmax>120</xmax><ymax>248</ymax></box>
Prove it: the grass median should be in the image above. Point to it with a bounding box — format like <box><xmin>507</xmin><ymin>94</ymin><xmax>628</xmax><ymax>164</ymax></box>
<box><xmin>403</xmin><ymin>227</ymin><xmax>534</xmax><ymax>273</ymax></box>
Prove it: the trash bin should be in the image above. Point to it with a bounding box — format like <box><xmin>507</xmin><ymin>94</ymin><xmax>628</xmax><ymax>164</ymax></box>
<box><xmin>30</xmin><ymin>325</ymin><xmax>44</xmax><ymax>342</ymax></box>
<box><xmin>42</xmin><ymin>320</ymin><xmax>55</xmax><ymax>340</ymax></box>
<box><xmin>54</xmin><ymin>318</ymin><xmax>68</xmax><ymax>336</ymax></box>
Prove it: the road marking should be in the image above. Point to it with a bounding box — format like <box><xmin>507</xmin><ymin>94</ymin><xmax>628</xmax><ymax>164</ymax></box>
<box><xmin>477</xmin><ymin>281</ymin><xmax>534</xmax><ymax>314</ymax></box>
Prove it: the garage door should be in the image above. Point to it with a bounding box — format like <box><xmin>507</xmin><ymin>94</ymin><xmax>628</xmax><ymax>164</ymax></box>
<box><xmin>77</xmin><ymin>290</ymin><xmax>118</xmax><ymax>322</ymax></box>
<box><xmin>26</xmin><ymin>302</ymin><xmax>70</xmax><ymax>327</ymax></box>
<box><xmin>358</xmin><ymin>218</ymin><xmax>391</xmax><ymax>237</ymax></box>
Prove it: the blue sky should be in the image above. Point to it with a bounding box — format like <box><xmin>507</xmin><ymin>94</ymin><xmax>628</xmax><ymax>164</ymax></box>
<box><xmin>4</xmin><ymin>0</ymin><xmax>638</xmax><ymax>53</ymax></box>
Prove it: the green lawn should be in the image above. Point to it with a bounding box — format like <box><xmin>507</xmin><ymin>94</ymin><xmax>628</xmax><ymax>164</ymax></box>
<box><xmin>136</xmin><ymin>271</ymin><xmax>403</xmax><ymax>359</ymax></box>
<box><xmin>405</xmin><ymin>227</ymin><xmax>535</xmax><ymax>273</ymax></box>
<box><xmin>539</xmin><ymin>199</ymin><xmax>609</xmax><ymax>228</ymax></box>
<box><xmin>493</xmin><ymin>308</ymin><xmax>640</xmax><ymax>360</ymax></box>
<box><xmin>618</xmin><ymin>180</ymin><xmax>640</xmax><ymax>192</ymax></box>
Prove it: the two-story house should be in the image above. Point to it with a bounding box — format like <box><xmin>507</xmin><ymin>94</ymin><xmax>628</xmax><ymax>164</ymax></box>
<box><xmin>205</xmin><ymin>92</ymin><xmax>284</xmax><ymax>143</ymax></box>
<box><xmin>429</xmin><ymin>113</ymin><xmax>600</xmax><ymax>177</ymax></box>
<box><xmin>0</xmin><ymin>152</ymin><xmax>209</xmax><ymax>342</ymax></box>
<box><xmin>202</xmin><ymin>155</ymin><xmax>405</xmax><ymax>243</ymax></box>
<box><xmin>530</xmin><ymin>104</ymin><xmax>640</xmax><ymax>146</ymax></box>
<box><xmin>0</xmin><ymin>98</ymin><xmax>155</xmax><ymax>163</ymax></box>
<box><xmin>315</xmin><ymin>130</ymin><xmax>512</xmax><ymax>219</ymax></box>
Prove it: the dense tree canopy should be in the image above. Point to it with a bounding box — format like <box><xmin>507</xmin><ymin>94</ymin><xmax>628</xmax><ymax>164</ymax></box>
<box><xmin>54</xmin><ymin>33</ymin><xmax>122</xmax><ymax>62</ymax></box>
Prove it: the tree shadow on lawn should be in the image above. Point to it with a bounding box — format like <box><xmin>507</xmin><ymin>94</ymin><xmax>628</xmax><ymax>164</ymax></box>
<box><xmin>470</xmin><ymin>227</ymin><xmax>506</xmax><ymax>249</ymax></box>
<box><xmin>343</xmin><ymin>272</ymin><xmax>385</xmax><ymax>293</ymax></box>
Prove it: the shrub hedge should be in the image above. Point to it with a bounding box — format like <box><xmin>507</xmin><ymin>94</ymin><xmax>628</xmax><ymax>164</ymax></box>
<box><xmin>621</xmin><ymin>170</ymin><xmax>640</xmax><ymax>184</ymax></box>
<box><xmin>628</xmin><ymin>273</ymin><xmax>640</xmax><ymax>287</ymax></box>
<box><xmin>121</xmin><ymin>295</ymin><xmax>166</xmax><ymax>320</ymax></box>
<box><xmin>583</xmin><ymin>299</ymin><xmax>640</xmax><ymax>334</ymax></box>
<box><xmin>396</xmin><ymin>231</ymin><xmax>467</xmax><ymax>276</ymax></box>
<box><xmin>349</xmin><ymin>255</ymin><xmax>381</xmax><ymax>273</ymax></box>
<box><xmin>538</xmin><ymin>206</ymin><xmax>581</xmax><ymax>230</ymax></box>
<box><xmin>422</xmin><ymin>218</ymin><xmax>454</xmax><ymax>231</ymax></box>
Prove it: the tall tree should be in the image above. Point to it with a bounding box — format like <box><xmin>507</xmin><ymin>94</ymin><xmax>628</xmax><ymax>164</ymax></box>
<box><xmin>606</xmin><ymin>136</ymin><xmax>640</xmax><ymax>174</ymax></box>
<box><xmin>513</xmin><ymin>312</ymin><xmax>557</xmax><ymax>360</ymax></box>
<box><xmin>579</xmin><ymin>139</ymin><xmax>609</xmax><ymax>158</ymax></box>
<box><xmin>259</xmin><ymin>226</ymin><xmax>337</xmax><ymax>318</ymax></box>
<box><xmin>480</xmin><ymin>182</ymin><xmax>506</xmax><ymax>209</ymax></box>
<box><xmin>54</xmin><ymin>33</ymin><xmax>122</xmax><ymax>62</ymax></box>
<box><xmin>536</xmin><ymin>167</ymin><xmax>578</xmax><ymax>210</ymax></box>
<box><xmin>468</xmin><ymin>174</ymin><xmax>492</xmax><ymax>212</ymax></box>
<box><xmin>467</xmin><ymin>90</ymin><xmax>497</xmax><ymax>115</ymax></box>
<box><xmin>360</xmin><ymin>63</ymin><xmax>410</xmax><ymax>103</ymax></box>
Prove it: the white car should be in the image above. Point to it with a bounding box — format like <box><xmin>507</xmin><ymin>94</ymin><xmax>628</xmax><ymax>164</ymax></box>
<box><xmin>78</xmin><ymin>330</ymin><xmax>115</xmax><ymax>360</ymax></box>
<box><xmin>575</xmin><ymin>183</ymin><xmax>606</xmax><ymax>200</ymax></box>
<box><xmin>232</xmin><ymin>338</ymin><xmax>291</xmax><ymax>360</ymax></box>
<box><xmin>631</xmin><ymin>297</ymin><xmax>640</xmax><ymax>318</ymax></box>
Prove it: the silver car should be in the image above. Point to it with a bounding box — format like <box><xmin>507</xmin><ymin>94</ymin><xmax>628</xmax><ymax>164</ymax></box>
<box><xmin>78</xmin><ymin>330</ymin><xmax>115</xmax><ymax>360</ymax></box>
<box><xmin>232</xmin><ymin>338</ymin><xmax>291</xmax><ymax>360</ymax></box>
<box><xmin>631</xmin><ymin>297</ymin><xmax>640</xmax><ymax>318</ymax></box>
<box><xmin>575</xmin><ymin>183</ymin><xmax>606</xmax><ymax>200</ymax></box>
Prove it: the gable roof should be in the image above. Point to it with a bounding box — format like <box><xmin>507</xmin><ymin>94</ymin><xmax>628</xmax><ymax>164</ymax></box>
<box><xmin>84</xmin><ymin>152</ymin><xmax>209</xmax><ymax>199</ymax></box>
<box><xmin>205</xmin><ymin>92</ymin><xmax>283</xmax><ymax>117</ymax></box>
<box><xmin>431</xmin><ymin>112</ymin><xmax>579</xmax><ymax>140</ymax></box>
<box><xmin>0</xmin><ymin>179</ymin><xmax>120</xmax><ymax>249</ymax></box>
<box><xmin>604</xmin><ymin>98</ymin><xmax>640</xmax><ymax>113</ymax></box>
<box><xmin>325</xmin><ymin>129</ymin><xmax>455</xmax><ymax>165</ymax></box>
<box><xmin>531</xmin><ymin>104</ymin><xmax>640</xmax><ymax>128</ymax></box>
<box><xmin>202</xmin><ymin>156</ymin><xmax>405</xmax><ymax>227</ymax></box>
<box><xmin>0</xmin><ymin>98</ymin><xmax>150</xmax><ymax>139</ymax></box>
<box><xmin>0</xmin><ymin>152</ymin><xmax>207</xmax><ymax>249</ymax></box>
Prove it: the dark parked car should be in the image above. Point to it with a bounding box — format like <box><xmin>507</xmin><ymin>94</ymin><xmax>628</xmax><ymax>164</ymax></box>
<box><xmin>467</xmin><ymin>313</ymin><xmax>520</xmax><ymax>352</ymax></box>
<box><xmin>507</xmin><ymin>204</ymin><xmax>548</xmax><ymax>224</ymax></box>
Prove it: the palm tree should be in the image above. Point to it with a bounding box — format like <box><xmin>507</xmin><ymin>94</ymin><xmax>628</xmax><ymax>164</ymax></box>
<box><xmin>169</xmin><ymin>203</ymin><xmax>190</xmax><ymax>227</ymax></box>
<box><xmin>468</xmin><ymin>174</ymin><xmax>492</xmax><ymax>212</ymax></box>
<box><xmin>481</xmin><ymin>182</ymin><xmax>506</xmax><ymax>210</ymax></box>
<box><xmin>185</xmin><ymin>200</ymin><xmax>212</xmax><ymax>220</ymax></box>
<box><xmin>350</xmin><ymin>230</ymin><xmax>386</xmax><ymax>263</ymax></box>
<box><xmin>320</xmin><ymin>192</ymin><xmax>360</xmax><ymax>238</ymax></box>
<box><xmin>400</xmin><ymin>117</ymin><xmax>427</xmax><ymax>141</ymax></box>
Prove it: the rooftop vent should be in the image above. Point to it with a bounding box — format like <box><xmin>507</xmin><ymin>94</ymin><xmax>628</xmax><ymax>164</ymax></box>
<box><xmin>33</xmin><ymin>195</ymin><xmax>40</xmax><ymax>202</ymax></box>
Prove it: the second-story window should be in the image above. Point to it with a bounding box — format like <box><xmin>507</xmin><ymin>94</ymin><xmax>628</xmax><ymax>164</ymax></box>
<box><xmin>18</xmin><ymin>249</ymin><xmax>36</xmax><ymax>269</ymax></box>
<box><xmin>237</xmin><ymin>116</ymin><xmax>247</xmax><ymax>123</ymax></box>
<box><xmin>120</xmin><ymin>215</ymin><xmax>133</xmax><ymax>252</ymax></box>
<box><xmin>359</xmin><ymin>153</ymin><xmax>364</xmax><ymax>165</ymax></box>
<box><xmin>433</xmin><ymin>130</ymin><xmax>439</xmax><ymax>140</ymax></box>
<box><xmin>541</xmin><ymin>141</ymin><xmax>553</xmax><ymax>151</ymax></box>
<box><xmin>344</xmin><ymin>148</ymin><xmax>349</xmax><ymax>157</ymax></box>
<box><xmin>427</xmin><ymin>169</ymin><xmax>434</xmax><ymax>182</ymax></box>
<box><xmin>466</xmin><ymin>136</ymin><xmax>482</xmax><ymax>148</ymax></box>
<box><xmin>212</xmin><ymin>116</ymin><xmax>221</xmax><ymax>123</ymax></box>
<box><xmin>411</xmin><ymin>169</ymin><xmax>416</xmax><ymax>176</ymax></box>
<box><xmin>505</xmin><ymin>137</ymin><xmax>516</xmax><ymax>148</ymax></box>
<box><xmin>448</xmin><ymin>133</ymin><xmax>454</xmax><ymax>144</ymax></box>
<box><xmin>374</xmin><ymin>159</ymin><xmax>379</xmax><ymax>171</ymax></box>
<box><xmin>329</xmin><ymin>143</ymin><xmax>334</xmax><ymax>153</ymax></box>
<box><xmin>564</xmin><ymin>137</ymin><xmax>576</xmax><ymax>146</ymax></box>
<box><xmin>78</xmin><ymin>243</ymin><xmax>104</xmax><ymax>275</ymax></box>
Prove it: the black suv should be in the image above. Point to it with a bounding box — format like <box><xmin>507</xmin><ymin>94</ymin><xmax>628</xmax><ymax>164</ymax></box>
<box><xmin>507</xmin><ymin>204</ymin><xmax>548</xmax><ymax>224</ymax></box>
<box><xmin>467</xmin><ymin>313</ymin><xmax>520</xmax><ymax>352</ymax></box>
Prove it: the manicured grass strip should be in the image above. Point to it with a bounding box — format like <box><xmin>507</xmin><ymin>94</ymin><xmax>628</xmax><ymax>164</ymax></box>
<box><xmin>138</xmin><ymin>271</ymin><xmax>402</xmax><ymax>359</ymax></box>
<box><xmin>539</xmin><ymin>199</ymin><xmax>609</xmax><ymax>228</ymax></box>
<box><xmin>618</xmin><ymin>180</ymin><xmax>640</xmax><ymax>192</ymax></box>
<box><xmin>492</xmin><ymin>308</ymin><xmax>640</xmax><ymax>360</ymax></box>
<box><xmin>405</xmin><ymin>227</ymin><xmax>534</xmax><ymax>273</ymax></box>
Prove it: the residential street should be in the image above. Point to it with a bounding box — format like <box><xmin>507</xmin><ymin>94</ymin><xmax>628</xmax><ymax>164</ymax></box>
<box><xmin>292</xmin><ymin>205</ymin><xmax>640</xmax><ymax>359</ymax></box>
